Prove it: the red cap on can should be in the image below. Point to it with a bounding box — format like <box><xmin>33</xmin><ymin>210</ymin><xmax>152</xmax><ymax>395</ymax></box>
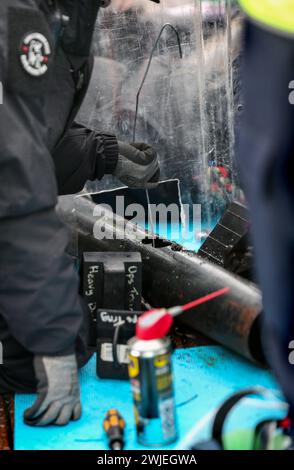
<box><xmin>136</xmin><ymin>309</ymin><xmax>173</xmax><ymax>340</ymax></box>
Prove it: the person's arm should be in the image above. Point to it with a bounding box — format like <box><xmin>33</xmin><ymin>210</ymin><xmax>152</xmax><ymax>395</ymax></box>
<box><xmin>0</xmin><ymin>0</ymin><xmax>87</xmax><ymax>425</ymax></box>
<box><xmin>53</xmin><ymin>122</ymin><xmax>160</xmax><ymax>194</ymax></box>
<box><xmin>53</xmin><ymin>123</ymin><xmax>119</xmax><ymax>195</ymax></box>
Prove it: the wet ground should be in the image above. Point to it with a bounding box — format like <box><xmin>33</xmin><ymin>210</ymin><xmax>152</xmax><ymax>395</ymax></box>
<box><xmin>0</xmin><ymin>396</ymin><xmax>13</xmax><ymax>450</ymax></box>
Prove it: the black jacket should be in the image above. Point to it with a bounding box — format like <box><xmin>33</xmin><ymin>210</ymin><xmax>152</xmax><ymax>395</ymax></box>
<box><xmin>50</xmin><ymin>2</ymin><xmax>118</xmax><ymax>194</ymax></box>
<box><xmin>0</xmin><ymin>0</ymin><xmax>116</xmax><ymax>389</ymax></box>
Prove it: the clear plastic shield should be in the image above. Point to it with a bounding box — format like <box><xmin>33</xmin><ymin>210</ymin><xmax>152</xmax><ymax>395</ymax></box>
<box><xmin>77</xmin><ymin>0</ymin><xmax>244</xmax><ymax>227</ymax></box>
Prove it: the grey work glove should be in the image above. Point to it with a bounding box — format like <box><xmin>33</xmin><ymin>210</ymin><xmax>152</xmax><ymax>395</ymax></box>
<box><xmin>114</xmin><ymin>142</ymin><xmax>160</xmax><ymax>189</ymax></box>
<box><xmin>24</xmin><ymin>354</ymin><xmax>81</xmax><ymax>427</ymax></box>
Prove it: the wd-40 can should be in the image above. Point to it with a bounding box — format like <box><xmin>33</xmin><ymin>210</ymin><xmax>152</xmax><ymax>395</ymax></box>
<box><xmin>127</xmin><ymin>336</ymin><xmax>178</xmax><ymax>446</ymax></box>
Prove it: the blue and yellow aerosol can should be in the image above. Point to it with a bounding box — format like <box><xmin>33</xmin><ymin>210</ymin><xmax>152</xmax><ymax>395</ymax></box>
<box><xmin>127</xmin><ymin>309</ymin><xmax>178</xmax><ymax>446</ymax></box>
<box><xmin>128</xmin><ymin>289</ymin><xmax>230</xmax><ymax>446</ymax></box>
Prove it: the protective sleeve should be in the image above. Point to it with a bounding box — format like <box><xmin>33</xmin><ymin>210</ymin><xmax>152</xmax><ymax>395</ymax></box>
<box><xmin>53</xmin><ymin>123</ymin><xmax>118</xmax><ymax>195</ymax></box>
<box><xmin>0</xmin><ymin>0</ymin><xmax>86</xmax><ymax>357</ymax></box>
<box><xmin>237</xmin><ymin>21</ymin><xmax>294</xmax><ymax>418</ymax></box>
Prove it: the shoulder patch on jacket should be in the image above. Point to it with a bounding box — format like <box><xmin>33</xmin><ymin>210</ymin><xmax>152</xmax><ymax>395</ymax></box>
<box><xmin>20</xmin><ymin>31</ymin><xmax>51</xmax><ymax>77</ymax></box>
<box><xmin>7</xmin><ymin>7</ymin><xmax>54</xmax><ymax>94</ymax></box>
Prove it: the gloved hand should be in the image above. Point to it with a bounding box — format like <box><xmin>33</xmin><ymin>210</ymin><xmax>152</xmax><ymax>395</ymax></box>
<box><xmin>24</xmin><ymin>354</ymin><xmax>81</xmax><ymax>427</ymax></box>
<box><xmin>114</xmin><ymin>142</ymin><xmax>160</xmax><ymax>189</ymax></box>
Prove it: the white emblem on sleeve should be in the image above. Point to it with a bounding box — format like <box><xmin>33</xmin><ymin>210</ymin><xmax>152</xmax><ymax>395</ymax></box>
<box><xmin>20</xmin><ymin>32</ymin><xmax>51</xmax><ymax>77</ymax></box>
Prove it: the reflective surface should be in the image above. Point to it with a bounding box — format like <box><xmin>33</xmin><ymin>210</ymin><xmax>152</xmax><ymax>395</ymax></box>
<box><xmin>77</xmin><ymin>0</ymin><xmax>244</xmax><ymax>222</ymax></box>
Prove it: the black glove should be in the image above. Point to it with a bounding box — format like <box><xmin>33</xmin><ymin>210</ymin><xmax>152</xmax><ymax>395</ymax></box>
<box><xmin>114</xmin><ymin>142</ymin><xmax>160</xmax><ymax>189</ymax></box>
<box><xmin>24</xmin><ymin>354</ymin><xmax>81</xmax><ymax>427</ymax></box>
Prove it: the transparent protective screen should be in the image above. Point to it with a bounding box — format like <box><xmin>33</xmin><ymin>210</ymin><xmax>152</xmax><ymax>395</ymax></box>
<box><xmin>77</xmin><ymin>0</ymin><xmax>244</xmax><ymax>232</ymax></box>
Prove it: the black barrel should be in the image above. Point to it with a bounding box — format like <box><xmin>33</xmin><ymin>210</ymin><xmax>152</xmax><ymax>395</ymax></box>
<box><xmin>58</xmin><ymin>195</ymin><xmax>264</xmax><ymax>365</ymax></box>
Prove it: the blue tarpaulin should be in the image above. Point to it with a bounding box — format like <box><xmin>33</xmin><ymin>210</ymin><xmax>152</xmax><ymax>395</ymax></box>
<box><xmin>14</xmin><ymin>346</ymin><xmax>286</xmax><ymax>450</ymax></box>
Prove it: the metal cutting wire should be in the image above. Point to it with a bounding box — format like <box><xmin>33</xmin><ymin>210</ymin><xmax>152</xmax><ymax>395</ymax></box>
<box><xmin>133</xmin><ymin>23</ymin><xmax>183</xmax><ymax>247</ymax></box>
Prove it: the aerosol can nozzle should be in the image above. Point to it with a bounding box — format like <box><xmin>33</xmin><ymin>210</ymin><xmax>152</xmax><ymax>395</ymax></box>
<box><xmin>136</xmin><ymin>287</ymin><xmax>230</xmax><ymax>341</ymax></box>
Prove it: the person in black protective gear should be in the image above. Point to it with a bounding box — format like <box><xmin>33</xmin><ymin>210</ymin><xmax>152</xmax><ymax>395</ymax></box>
<box><xmin>237</xmin><ymin>1</ymin><xmax>294</xmax><ymax>431</ymax></box>
<box><xmin>0</xmin><ymin>0</ymin><xmax>159</xmax><ymax>427</ymax></box>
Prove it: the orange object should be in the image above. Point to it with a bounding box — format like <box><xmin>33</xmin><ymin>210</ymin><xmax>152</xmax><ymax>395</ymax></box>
<box><xmin>103</xmin><ymin>409</ymin><xmax>126</xmax><ymax>450</ymax></box>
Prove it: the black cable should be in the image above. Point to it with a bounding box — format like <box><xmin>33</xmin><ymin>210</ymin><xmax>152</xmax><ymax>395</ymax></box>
<box><xmin>133</xmin><ymin>23</ymin><xmax>183</xmax><ymax>142</ymax></box>
<box><xmin>112</xmin><ymin>324</ymin><xmax>121</xmax><ymax>369</ymax></box>
<box><xmin>212</xmin><ymin>388</ymin><xmax>267</xmax><ymax>447</ymax></box>
<box><xmin>132</xmin><ymin>23</ymin><xmax>182</xmax><ymax>247</ymax></box>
